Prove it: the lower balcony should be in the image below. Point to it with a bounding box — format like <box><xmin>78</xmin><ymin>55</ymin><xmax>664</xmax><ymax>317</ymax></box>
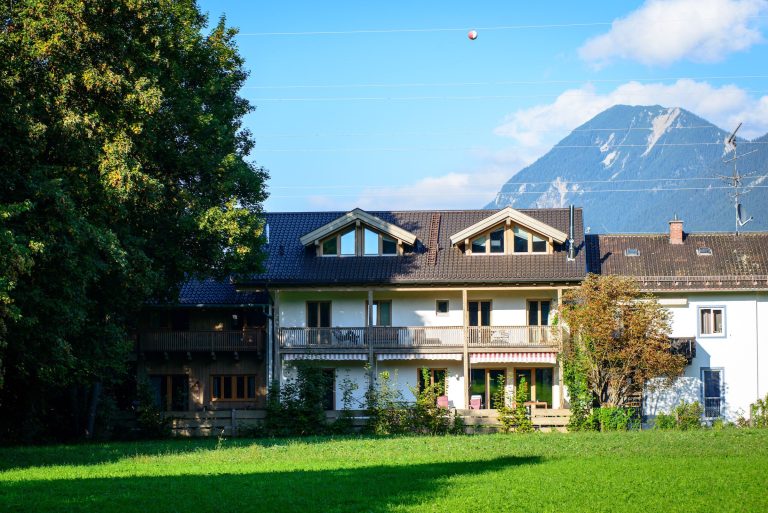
<box><xmin>278</xmin><ymin>326</ymin><xmax>558</xmax><ymax>350</ymax></box>
<box><xmin>139</xmin><ymin>330</ymin><xmax>266</xmax><ymax>353</ymax></box>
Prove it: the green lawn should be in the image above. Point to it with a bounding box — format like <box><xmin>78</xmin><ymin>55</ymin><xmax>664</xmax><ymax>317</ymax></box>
<box><xmin>1</xmin><ymin>430</ymin><xmax>767</xmax><ymax>512</ymax></box>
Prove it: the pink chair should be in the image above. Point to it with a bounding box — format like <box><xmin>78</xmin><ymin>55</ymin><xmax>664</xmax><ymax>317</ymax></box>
<box><xmin>470</xmin><ymin>395</ymin><xmax>482</xmax><ymax>410</ymax></box>
<box><xmin>437</xmin><ymin>395</ymin><xmax>449</xmax><ymax>408</ymax></box>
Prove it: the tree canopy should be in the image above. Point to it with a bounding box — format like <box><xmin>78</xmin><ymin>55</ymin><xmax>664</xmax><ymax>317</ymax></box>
<box><xmin>560</xmin><ymin>274</ymin><xmax>686</xmax><ymax>410</ymax></box>
<box><xmin>0</xmin><ymin>0</ymin><xmax>267</xmax><ymax>440</ymax></box>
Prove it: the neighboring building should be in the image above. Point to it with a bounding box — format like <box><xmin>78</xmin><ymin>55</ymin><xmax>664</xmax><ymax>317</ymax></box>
<box><xmin>241</xmin><ymin>207</ymin><xmax>586</xmax><ymax>411</ymax></box>
<box><xmin>137</xmin><ymin>279</ymin><xmax>269</xmax><ymax>411</ymax></box>
<box><xmin>587</xmin><ymin>219</ymin><xmax>768</xmax><ymax>422</ymax></box>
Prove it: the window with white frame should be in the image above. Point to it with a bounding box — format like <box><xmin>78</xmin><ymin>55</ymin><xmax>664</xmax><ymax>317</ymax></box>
<box><xmin>699</xmin><ymin>307</ymin><xmax>724</xmax><ymax>336</ymax></box>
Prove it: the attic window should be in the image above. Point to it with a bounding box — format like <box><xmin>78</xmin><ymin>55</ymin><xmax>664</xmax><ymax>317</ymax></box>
<box><xmin>696</xmin><ymin>247</ymin><xmax>713</xmax><ymax>256</ymax></box>
<box><xmin>624</xmin><ymin>248</ymin><xmax>640</xmax><ymax>257</ymax></box>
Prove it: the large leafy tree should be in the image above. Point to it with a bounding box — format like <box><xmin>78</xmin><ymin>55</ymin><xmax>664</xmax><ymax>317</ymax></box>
<box><xmin>560</xmin><ymin>274</ymin><xmax>686</xmax><ymax>410</ymax></box>
<box><xmin>0</xmin><ymin>0</ymin><xmax>267</xmax><ymax>440</ymax></box>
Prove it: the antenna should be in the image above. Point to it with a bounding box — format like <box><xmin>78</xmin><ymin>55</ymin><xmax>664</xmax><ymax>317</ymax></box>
<box><xmin>718</xmin><ymin>123</ymin><xmax>756</xmax><ymax>234</ymax></box>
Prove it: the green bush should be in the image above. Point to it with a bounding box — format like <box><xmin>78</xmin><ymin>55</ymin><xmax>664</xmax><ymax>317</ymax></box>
<box><xmin>674</xmin><ymin>401</ymin><xmax>703</xmax><ymax>430</ymax></box>
<box><xmin>751</xmin><ymin>394</ymin><xmax>768</xmax><ymax>428</ymax></box>
<box><xmin>588</xmin><ymin>407</ymin><xmax>635</xmax><ymax>431</ymax></box>
<box><xmin>265</xmin><ymin>365</ymin><xmax>332</xmax><ymax>437</ymax></box>
<box><xmin>654</xmin><ymin>413</ymin><xmax>676</xmax><ymax>430</ymax></box>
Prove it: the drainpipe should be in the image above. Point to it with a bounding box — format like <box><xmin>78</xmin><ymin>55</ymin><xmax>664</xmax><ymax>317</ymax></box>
<box><xmin>757</xmin><ymin>292</ymin><xmax>760</xmax><ymax>403</ymax></box>
<box><xmin>567</xmin><ymin>205</ymin><xmax>575</xmax><ymax>261</ymax></box>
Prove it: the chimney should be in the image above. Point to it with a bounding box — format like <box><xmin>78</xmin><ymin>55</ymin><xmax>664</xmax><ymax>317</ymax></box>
<box><xmin>669</xmin><ymin>215</ymin><xmax>684</xmax><ymax>244</ymax></box>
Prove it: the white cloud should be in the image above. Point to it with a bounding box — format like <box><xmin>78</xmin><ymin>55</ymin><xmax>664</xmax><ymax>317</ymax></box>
<box><xmin>579</xmin><ymin>0</ymin><xmax>767</xmax><ymax>67</ymax></box>
<box><xmin>494</xmin><ymin>79</ymin><xmax>768</xmax><ymax>149</ymax></box>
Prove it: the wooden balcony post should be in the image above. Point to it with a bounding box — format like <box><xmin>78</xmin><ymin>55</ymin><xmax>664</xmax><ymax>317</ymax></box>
<box><xmin>367</xmin><ymin>289</ymin><xmax>375</xmax><ymax>390</ymax></box>
<box><xmin>274</xmin><ymin>290</ymin><xmax>282</xmax><ymax>388</ymax></box>
<box><xmin>462</xmin><ymin>288</ymin><xmax>469</xmax><ymax>409</ymax></box>
<box><xmin>557</xmin><ymin>287</ymin><xmax>564</xmax><ymax>409</ymax></box>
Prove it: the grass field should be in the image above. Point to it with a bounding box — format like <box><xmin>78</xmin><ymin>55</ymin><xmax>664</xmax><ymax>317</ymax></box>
<box><xmin>1</xmin><ymin>430</ymin><xmax>767</xmax><ymax>512</ymax></box>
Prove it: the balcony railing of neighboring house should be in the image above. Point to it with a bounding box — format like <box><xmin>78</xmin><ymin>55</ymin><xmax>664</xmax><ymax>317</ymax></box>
<box><xmin>467</xmin><ymin>326</ymin><xmax>557</xmax><ymax>348</ymax></box>
<box><xmin>139</xmin><ymin>330</ymin><xmax>265</xmax><ymax>353</ymax></box>
<box><xmin>278</xmin><ymin>326</ymin><xmax>558</xmax><ymax>349</ymax></box>
<box><xmin>670</xmin><ymin>337</ymin><xmax>696</xmax><ymax>364</ymax></box>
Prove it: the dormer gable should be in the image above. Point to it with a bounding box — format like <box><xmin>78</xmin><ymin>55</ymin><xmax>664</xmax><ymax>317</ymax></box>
<box><xmin>299</xmin><ymin>208</ymin><xmax>417</xmax><ymax>257</ymax></box>
<box><xmin>449</xmin><ymin>207</ymin><xmax>568</xmax><ymax>255</ymax></box>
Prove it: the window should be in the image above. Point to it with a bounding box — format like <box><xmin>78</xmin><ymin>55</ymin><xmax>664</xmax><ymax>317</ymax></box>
<box><xmin>417</xmin><ymin>368</ymin><xmax>447</xmax><ymax>395</ymax></box>
<box><xmin>468</xmin><ymin>300</ymin><xmax>491</xmax><ymax>327</ymax></box>
<box><xmin>699</xmin><ymin>307</ymin><xmax>724</xmax><ymax>336</ymax></box>
<box><xmin>531</xmin><ymin>234</ymin><xmax>547</xmax><ymax>253</ymax></box>
<box><xmin>366</xmin><ymin>300</ymin><xmax>392</xmax><ymax>326</ymax></box>
<box><xmin>489</xmin><ymin>228</ymin><xmax>504</xmax><ymax>253</ymax></box>
<box><xmin>307</xmin><ymin>301</ymin><xmax>331</xmax><ymax>328</ymax></box>
<box><xmin>527</xmin><ymin>300</ymin><xmax>552</xmax><ymax>326</ymax></box>
<box><xmin>513</xmin><ymin>226</ymin><xmax>529</xmax><ymax>253</ymax></box>
<box><xmin>701</xmin><ymin>368</ymin><xmax>723</xmax><ymax>418</ymax></box>
<box><xmin>624</xmin><ymin>248</ymin><xmax>640</xmax><ymax>257</ymax></box>
<box><xmin>149</xmin><ymin>375</ymin><xmax>189</xmax><ymax>411</ymax></box>
<box><xmin>322</xmin><ymin>369</ymin><xmax>335</xmax><ymax>410</ymax></box>
<box><xmin>514</xmin><ymin>368</ymin><xmax>553</xmax><ymax>407</ymax></box>
<box><xmin>321</xmin><ymin>226</ymin><xmax>400</xmax><ymax>256</ymax></box>
<box><xmin>340</xmin><ymin>228</ymin><xmax>356</xmax><ymax>256</ymax></box>
<box><xmin>436</xmin><ymin>300</ymin><xmax>449</xmax><ymax>315</ymax></box>
<box><xmin>211</xmin><ymin>375</ymin><xmax>258</xmax><ymax>401</ymax></box>
<box><xmin>471</xmin><ymin>235</ymin><xmax>487</xmax><ymax>253</ymax></box>
<box><xmin>470</xmin><ymin>369</ymin><xmax>505</xmax><ymax>409</ymax></box>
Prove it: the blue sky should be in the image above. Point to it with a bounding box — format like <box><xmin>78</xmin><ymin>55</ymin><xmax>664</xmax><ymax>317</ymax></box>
<box><xmin>198</xmin><ymin>0</ymin><xmax>768</xmax><ymax>212</ymax></box>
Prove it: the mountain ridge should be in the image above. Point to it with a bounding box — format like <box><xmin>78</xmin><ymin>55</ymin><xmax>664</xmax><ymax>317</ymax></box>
<box><xmin>487</xmin><ymin>105</ymin><xmax>768</xmax><ymax>233</ymax></box>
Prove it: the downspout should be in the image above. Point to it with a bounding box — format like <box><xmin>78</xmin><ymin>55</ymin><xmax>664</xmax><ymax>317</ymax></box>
<box><xmin>757</xmin><ymin>292</ymin><xmax>760</xmax><ymax>403</ymax></box>
<box><xmin>265</xmin><ymin>283</ymin><xmax>274</xmax><ymax>398</ymax></box>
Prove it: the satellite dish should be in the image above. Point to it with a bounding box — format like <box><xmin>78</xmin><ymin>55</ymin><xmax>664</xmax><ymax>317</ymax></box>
<box><xmin>737</xmin><ymin>203</ymin><xmax>753</xmax><ymax>227</ymax></box>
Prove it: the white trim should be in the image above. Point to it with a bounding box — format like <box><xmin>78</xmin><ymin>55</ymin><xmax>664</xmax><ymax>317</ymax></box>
<box><xmin>449</xmin><ymin>207</ymin><xmax>567</xmax><ymax>246</ymax></box>
<box><xmin>283</xmin><ymin>353</ymin><xmax>368</xmax><ymax>361</ymax></box>
<box><xmin>376</xmin><ymin>353</ymin><xmax>462</xmax><ymax>361</ymax></box>
<box><xmin>470</xmin><ymin>352</ymin><xmax>557</xmax><ymax>364</ymax></box>
<box><xmin>299</xmin><ymin>208</ymin><xmax>417</xmax><ymax>247</ymax></box>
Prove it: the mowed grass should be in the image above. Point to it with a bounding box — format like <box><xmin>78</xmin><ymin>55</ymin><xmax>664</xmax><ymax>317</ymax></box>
<box><xmin>1</xmin><ymin>430</ymin><xmax>767</xmax><ymax>512</ymax></box>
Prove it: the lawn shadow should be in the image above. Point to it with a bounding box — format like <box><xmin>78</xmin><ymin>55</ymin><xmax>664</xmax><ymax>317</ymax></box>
<box><xmin>0</xmin><ymin>455</ymin><xmax>540</xmax><ymax>512</ymax></box>
<box><xmin>0</xmin><ymin>436</ymin><xmax>361</xmax><ymax>472</ymax></box>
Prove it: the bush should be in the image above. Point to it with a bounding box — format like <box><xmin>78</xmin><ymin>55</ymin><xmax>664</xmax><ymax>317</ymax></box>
<box><xmin>265</xmin><ymin>365</ymin><xmax>332</xmax><ymax>437</ymax></box>
<box><xmin>135</xmin><ymin>379</ymin><xmax>171</xmax><ymax>438</ymax></box>
<box><xmin>654</xmin><ymin>413</ymin><xmax>676</xmax><ymax>430</ymax></box>
<box><xmin>674</xmin><ymin>401</ymin><xmax>703</xmax><ymax>430</ymax></box>
<box><xmin>588</xmin><ymin>407</ymin><xmax>635</xmax><ymax>431</ymax></box>
<box><xmin>751</xmin><ymin>394</ymin><xmax>768</xmax><ymax>428</ymax></box>
<box><xmin>493</xmin><ymin>375</ymin><xmax>533</xmax><ymax>433</ymax></box>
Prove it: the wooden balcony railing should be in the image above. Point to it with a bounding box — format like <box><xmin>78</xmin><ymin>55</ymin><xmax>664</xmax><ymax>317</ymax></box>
<box><xmin>467</xmin><ymin>326</ymin><xmax>556</xmax><ymax>347</ymax></box>
<box><xmin>139</xmin><ymin>330</ymin><xmax>265</xmax><ymax>353</ymax></box>
<box><xmin>278</xmin><ymin>326</ymin><xmax>558</xmax><ymax>349</ymax></box>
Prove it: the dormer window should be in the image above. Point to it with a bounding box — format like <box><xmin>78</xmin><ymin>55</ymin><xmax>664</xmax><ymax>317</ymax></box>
<box><xmin>340</xmin><ymin>228</ymin><xmax>355</xmax><ymax>256</ymax></box>
<box><xmin>364</xmin><ymin>228</ymin><xmax>397</xmax><ymax>256</ymax></box>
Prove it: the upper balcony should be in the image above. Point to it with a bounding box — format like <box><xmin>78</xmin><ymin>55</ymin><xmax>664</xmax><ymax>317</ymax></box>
<box><xmin>278</xmin><ymin>326</ymin><xmax>558</xmax><ymax>350</ymax></box>
<box><xmin>139</xmin><ymin>329</ymin><xmax>266</xmax><ymax>354</ymax></box>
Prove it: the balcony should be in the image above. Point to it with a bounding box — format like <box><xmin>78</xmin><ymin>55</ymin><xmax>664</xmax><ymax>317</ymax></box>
<box><xmin>139</xmin><ymin>330</ymin><xmax>265</xmax><ymax>353</ymax></box>
<box><xmin>278</xmin><ymin>326</ymin><xmax>558</xmax><ymax>350</ymax></box>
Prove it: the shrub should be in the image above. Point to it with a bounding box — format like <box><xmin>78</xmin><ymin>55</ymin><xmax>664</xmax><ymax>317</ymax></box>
<box><xmin>654</xmin><ymin>413</ymin><xmax>676</xmax><ymax>430</ymax></box>
<box><xmin>365</xmin><ymin>370</ymin><xmax>409</xmax><ymax>435</ymax></box>
<box><xmin>588</xmin><ymin>407</ymin><xmax>635</xmax><ymax>431</ymax></box>
<box><xmin>494</xmin><ymin>375</ymin><xmax>533</xmax><ymax>433</ymax></box>
<box><xmin>265</xmin><ymin>365</ymin><xmax>332</xmax><ymax>437</ymax></box>
<box><xmin>135</xmin><ymin>379</ymin><xmax>171</xmax><ymax>438</ymax></box>
<box><xmin>674</xmin><ymin>401</ymin><xmax>703</xmax><ymax>430</ymax></box>
<box><xmin>751</xmin><ymin>394</ymin><xmax>768</xmax><ymax>428</ymax></box>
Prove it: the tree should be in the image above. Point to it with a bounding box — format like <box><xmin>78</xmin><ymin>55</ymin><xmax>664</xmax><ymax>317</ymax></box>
<box><xmin>0</xmin><ymin>0</ymin><xmax>267</xmax><ymax>441</ymax></box>
<box><xmin>560</xmin><ymin>274</ymin><xmax>686</xmax><ymax>409</ymax></box>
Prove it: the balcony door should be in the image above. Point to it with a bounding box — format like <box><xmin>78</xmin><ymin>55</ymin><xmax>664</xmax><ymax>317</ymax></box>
<box><xmin>306</xmin><ymin>301</ymin><xmax>331</xmax><ymax>344</ymax></box>
<box><xmin>469</xmin><ymin>368</ymin><xmax>505</xmax><ymax>409</ymax></box>
<box><xmin>468</xmin><ymin>300</ymin><xmax>491</xmax><ymax>345</ymax></box>
<box><xmin>527</xmin><ymin>300</ymin><xmax>551</xmax><ymax>344</ymax></box>
<box><xmin>514</xmin><ymin>368</ymin><xmax>553</xmax><ymax>408</ymax></box>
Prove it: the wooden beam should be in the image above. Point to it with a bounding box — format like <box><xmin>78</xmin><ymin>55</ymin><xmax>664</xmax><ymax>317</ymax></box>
<box><xmin>557</xmin><ymin>287</ymin><xmax>565</xmax><ymax>409</ymax></box>
<box><xmin>462</xmin><ymin>288</ymin><xmax>469</xmax><ymax>410</ymax></box>
<box><xmin>367</xmin><ymin>289</ymin><xmax>375</xmax><ymax>391</ymax></box>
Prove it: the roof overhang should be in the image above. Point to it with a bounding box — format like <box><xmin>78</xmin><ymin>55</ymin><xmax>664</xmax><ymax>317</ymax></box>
<box><xmin>449</xmin><ymin>207</ymin><xmax>568</xmax><ymax>246</ymax></box>
<box><xmin>299</xmin><ymin>208</ymin><xmax>417</xmax><ymax>246</ymax></box>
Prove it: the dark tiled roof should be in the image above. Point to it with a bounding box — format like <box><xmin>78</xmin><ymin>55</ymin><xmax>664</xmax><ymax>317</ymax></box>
<box><xmin>246</xmin><ymin>208</ymin><xmax>586</xmax><ymax>287</ymax></box>
<box><xmin>586</xmin><ymin>232</ymin><xmax>768</xmax><ymax>290</ymax></box>
<box><xmin>175</xmin><ymin>278</ymin><xmax>269</xmax><ymax>305</ymax></box>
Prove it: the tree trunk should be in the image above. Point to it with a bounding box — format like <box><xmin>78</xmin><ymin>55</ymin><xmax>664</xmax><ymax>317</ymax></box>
<box><xmin>85</xmin><ymin>381</ymin><xmax>102</xmax><ymax>439</ymax></box>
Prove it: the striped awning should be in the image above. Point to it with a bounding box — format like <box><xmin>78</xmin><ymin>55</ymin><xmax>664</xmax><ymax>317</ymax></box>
<box><xmin>377</xmin><ymin>353</ymin><xmax>463</xmax><ymax>361</ymax></box>
<box><xmin>283</xmin><ymin>353</ymin><xmax>368</xmax><ymax>361</ymax></box>
<box><xmin>470</xmin><ymin>352</ymin><xmax>557</xmax><ymax>364</ymax></box>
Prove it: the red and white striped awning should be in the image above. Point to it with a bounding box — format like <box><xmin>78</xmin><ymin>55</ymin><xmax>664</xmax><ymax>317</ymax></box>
<box><xmin>283</xmin><ymin>353</ymin><xmax>368</xmax><ymax>361</ymax></box>
<box><xmin>377</xmin><ymin>353</ymin><xmax>463</xmax><ymax>361</ymax></box>
<box><xmin>470</xmin><ymin>352</ymin><xmax>557</xmax><ymax>364</ymax></box>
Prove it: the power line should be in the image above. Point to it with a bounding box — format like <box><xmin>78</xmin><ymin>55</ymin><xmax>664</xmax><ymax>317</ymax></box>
<box><xmin>254</xmin><ymin>125</ymin><xmax>729</xmax><ymax>138</ymax></box>
<box><xmin>269</xmin><ymin>175</ymin><xmax>768</xmax><ymax>190</ymax></box>
<box><xmin>243</xmin><ymin>75</ymin><xmax>768</xmax><ymax>90</ymax></box>
<box><xmin>236</xmin><ymin>16</ymin><xmax>768</xmax><ymax>37</ymax></box>
<box><xmin>269</xmin><ymin>184</ymin><xmax>768</xmax><ymax>199</ymax></box>
<box><xmin>256</xmin><ymin>141</ymin><xmax>768</xmax><ymax>152</ymax></box>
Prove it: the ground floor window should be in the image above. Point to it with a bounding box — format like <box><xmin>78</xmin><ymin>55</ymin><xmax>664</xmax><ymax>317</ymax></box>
<box><xmin>513</xmin><ymin>368</ymin><xmax>554</xmax><ymax>408</ymax></box>
<box><xmin>149</xmin><ymin>375</ymin><xmax>189</xmax><ymax>411</ymax></box>
<box><xmin>211</xmin><ymin>375</ymin><xmax>258</xmax><ymax>401</ymax></box>
<box><xmin>417</xmin><ymin>368</ymin><xmax>447</xmax><ymax>395</ymax></box>
<box><xmin>321</xmin><ymin>368</ymin><xmax>335</xmax><ymax>410</ymax></box>
<box><xmin>470</xmin><ymin>368</ymin><xmax>505</xmax><ymax>409</ymax></box>
<box><xmin>702</xmin><ymin>368</ymin><xmax>723</xmax><ymax>418</ymax></box>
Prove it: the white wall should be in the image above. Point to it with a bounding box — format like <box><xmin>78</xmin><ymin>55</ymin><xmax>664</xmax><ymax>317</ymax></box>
<box><xmin>278</xmin><ymin>289</ymin><xmax>558</xmax><ymax>328</ymax></box>
<box><xmin>645</xmin><ymin>292</ymin><xmax>767</xmax><ymax>422</ymax></box>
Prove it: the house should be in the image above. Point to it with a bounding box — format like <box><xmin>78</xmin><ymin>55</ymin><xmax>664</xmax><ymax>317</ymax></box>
<box><xmin>237</xmin><ymin>207</ymin><xmax>586</xmax><ymax>412</ymax></box>
<box><xmin>586</xmin><ymin>218</ymin><xmax>768</xmax><ymax>421</ymax></box>
<box><xmin>137</xmin><ymin>279</ymin><xmax>269</xmax><ymax>412</ymax></box>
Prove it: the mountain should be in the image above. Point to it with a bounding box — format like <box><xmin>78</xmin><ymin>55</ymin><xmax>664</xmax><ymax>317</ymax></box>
<box><xmin>486</xmin><ymin>105</ymin><xmax>768</xmax><ymax>233</ymax></box>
